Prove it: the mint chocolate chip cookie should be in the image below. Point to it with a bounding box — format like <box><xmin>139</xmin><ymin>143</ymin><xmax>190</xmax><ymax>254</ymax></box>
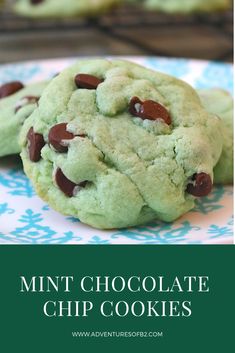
<box><xmin>20</xmin><ymin>59</ymin><xmax>223</xmax><ymax>229</ymax></box>
<box><xmin>143</xmin><ymin>0</ymin><xmax>231</xmax><ymax>13</ymax></box>
<box><xmin>198</xmin><ymin>88</ymin><xmax>233</xmax><ymax>185</ymax></box>
<box><xmin>14</xmin><ymin>0</ymin><xmax>122</xmax><ymax>18</ymax></box>
<box><xmin>0</xmin><ymin>80</ymin><xmax>47</xmax><ymax>157</ymax></box>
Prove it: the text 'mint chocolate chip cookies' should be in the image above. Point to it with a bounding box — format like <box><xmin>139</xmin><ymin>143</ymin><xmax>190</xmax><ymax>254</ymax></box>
<box><xmin>20</xmin><ymin>59</ymin><xmax>223</xmax><ymax>229</ymax></box>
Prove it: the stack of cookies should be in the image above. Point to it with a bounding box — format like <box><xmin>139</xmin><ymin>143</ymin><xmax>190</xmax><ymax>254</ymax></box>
<box><xmin>0</xmin><ymin>59</ymin><xmax>233</xmax><ymax>229</ymax></box>
<box><xmin>12</xmin><ymin>0</ymin><xmax>232</xmax><ymax>18</ymax></box>
<box><xmin>137</xmin><ymin>0</ymin><xmax>232</xmax><ymax>14</ymax></box>
<box><xmin>13</xmin><ymin>0</ymin><xmax>123</xmax><ymax>18</ymax></box>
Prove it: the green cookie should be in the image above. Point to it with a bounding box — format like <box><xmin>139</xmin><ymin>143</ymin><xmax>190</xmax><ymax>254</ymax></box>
<box><xmin>0</xmin><ymin>81</ymin><xmax>47</xmax><ymax>157</ymax></box>
<box><xmin>20</xmin><ymin>59</ymin><xmax>223</xmax><ymax>229</ymax></box>
<box><xmin>14</xmin><ymin>0</ymin><xmax>122</xmax><ymax>18</ymax></box>
<box><xmin>198</xmin><ymin>88</ymin><xmax>233</xmax><ymax>185</ymax></box>
<box><xmin>143</xmin><ymin>0</ymin><xmax>231</xmax><ymax>13</ymax></box>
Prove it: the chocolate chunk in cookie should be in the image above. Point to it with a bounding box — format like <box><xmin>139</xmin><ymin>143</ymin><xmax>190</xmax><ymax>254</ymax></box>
<box><xmin>15</xmin><ymin>96</ymin><xmax>40</xmax><ymax>113</ymax></box>
<box><xmin>129</xmin><ymin>96</ymin><xmax>171</xmax><ymax>125</ymax></box>
<box><xmin>75</xmin><ymin>74</ymin><xmax>103</xmax><ymax>90</ymax></box>
<box><xmin>187</xmin><ymin>173</ymin><xmax>212</xmax><ymax>197</ymax></box>
<box><xmin>27</xmin><ymin>127</ymin><xmax>45</xmax><ymax>162</ymax></box>
<box><xmin>0</xmin><ymin>81</ymin><xmax>24</xmax><ymax>99</ymax></box>
<box><xmin>55</xmin><ymin>168</ymin><xmax>87</xmax><ymax>197</ymax></box>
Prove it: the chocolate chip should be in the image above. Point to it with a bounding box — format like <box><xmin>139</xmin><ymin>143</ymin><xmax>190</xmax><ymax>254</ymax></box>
<box><xmin>186</xmin><ymin>173</ymin><xmax>212</xmax><ymax>197</ymax></box>
<box><xmin>74</xmin><ymin>74</ymin><xmax>103</xmax><ymax>90</ymax></box>
<box><xmin>27</xmin><ymin>127</ymin><xmax>45</xmax><ymax>162</ymax></box>
<box><xmin>15</xmin><ymin>95</ymin><xmax>40</xmax><ymax>113</ymax></box>
<box><xmin>129</xmin><ymin>97</ymin><xmax>142</xmax><ymax>116</ymax></box>
<box><xmin>30</xmin><ymin>0</ymin><xmax>44</xmax><ymax>5</ymax></box>
<box><xmin>48</xmin><ymin>123</ymin><xmax>77</xmax><ymax>153</ymax></box>
<box><xmin>129</xmin><ymin>96</ymin><xmax>171</xmax><ymax>125</ymax></box>
<box><xmin>0</xmin><ymin>81</ymin><xmax>24</xmax><ymax>99</ymax></box>
<box><xmin>55</xmin><ymin>168</ymin><xmax>87</xmax><ymax>197</ymax></box>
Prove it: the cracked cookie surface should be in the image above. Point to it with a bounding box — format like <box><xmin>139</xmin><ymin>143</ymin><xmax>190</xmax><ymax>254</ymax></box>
<box><xmin>0</xmin><ymin>80</ymin><xmax>47</xmax><ymax>157</ymax></box>
<box><xmin>20</xmin><ymin>59</ymin><xmax>223</xmax><ymax>229</ymax></box>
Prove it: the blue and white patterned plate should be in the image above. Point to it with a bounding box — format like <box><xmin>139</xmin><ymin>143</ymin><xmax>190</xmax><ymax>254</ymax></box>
<box><xmin>0</xmin><ymin>57</ymin><xmax>233</xmax><ymax>244</ymax></box>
